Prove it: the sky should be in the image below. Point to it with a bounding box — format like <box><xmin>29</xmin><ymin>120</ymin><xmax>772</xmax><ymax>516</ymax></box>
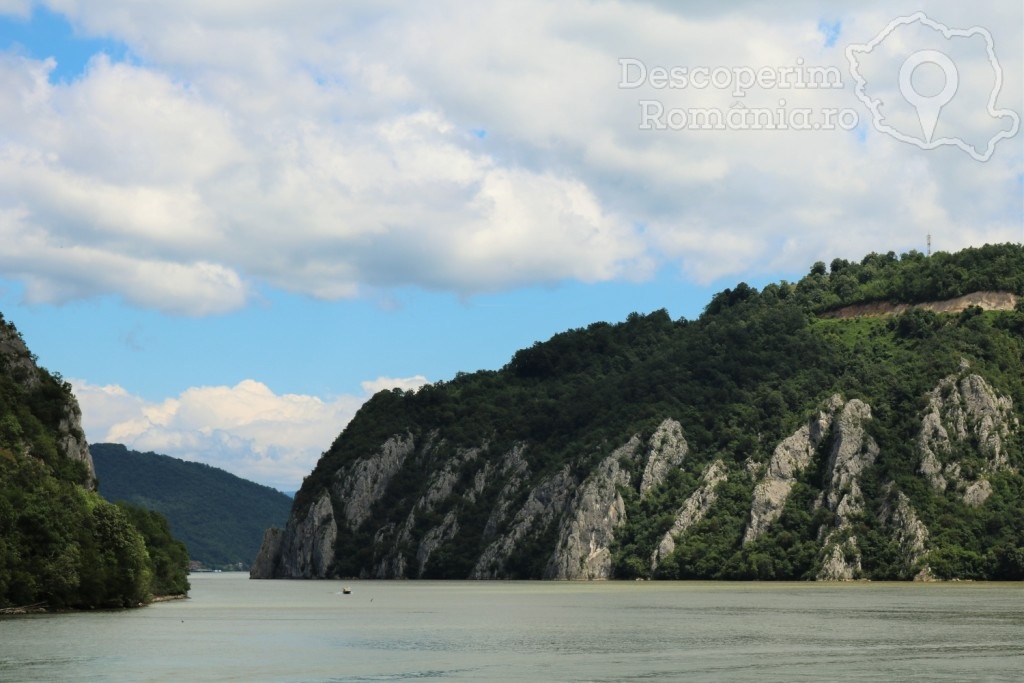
<box><xmin>0</xmin><ymin>1</ymin><xmax>1020</xmax><ymax>493</ymax></box>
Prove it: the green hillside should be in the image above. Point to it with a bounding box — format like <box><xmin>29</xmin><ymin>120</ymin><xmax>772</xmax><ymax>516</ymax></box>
<box><xmin>0</xmin><ymin>315</ymin><xmax>188</xmax><ymax>609</ymax></box>
<box><xmin>255</xmin><ymin>243</ymin><xmax>1024</xmax><ymax>582</ymax></box>
<box><xmin>92</xmin><ymin>444</ymin><xmax>293</xmax><ymax>569</ymax></box>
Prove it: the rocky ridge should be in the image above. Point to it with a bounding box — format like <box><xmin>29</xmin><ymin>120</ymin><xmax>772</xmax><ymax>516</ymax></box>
<box><xmin>651</xmin><ymin>459</ymin><xmax>727</xmax><ymax>570</ymax></box>
<box><xmin>918</xmin><ymin>363</ymin><xmax>1019</xmax><ymax>506</ymax></box>
<box><xmin>0</xmin><ymin>319</ymin><xmax>95</xmax><ymax>487</ymax></box>
<box><xmin>253</xmin><ymin>368</ymin><xmax>1020</xmax><ymax>582</ymax></box>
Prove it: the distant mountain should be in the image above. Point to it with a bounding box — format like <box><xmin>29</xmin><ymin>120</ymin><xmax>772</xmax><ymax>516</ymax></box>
<box><xmin>92</xmin><ymin>444</ymin><xmax>292</xmax><ymax>569</ymax></box>
<box><xmin>253</xmin><ymin>244</ymin><xmax>1024</xmax><ymax>582</ymax></box>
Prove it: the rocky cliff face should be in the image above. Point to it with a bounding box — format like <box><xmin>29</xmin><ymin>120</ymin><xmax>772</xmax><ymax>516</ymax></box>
<box><xmin>639</xmin><ymin>419</ymin><xmax>688</xmax><ymax>496</ymax></box>
<box><xmin>545</xmin><ymin>438</ymin><xmax>640</xmax><ymax>580</ymax></box>
<box><xmin>254</xmin><ymin>423</ymin><xmax>706</xmax><ymax>580</ymax></box>
<box><xmin>918</xmin><ymin>364</ymin><xmax>1018</xmax><ymax>506</ymax></box>
<box><xmin>253</xmin><ymin>363</ymin><xmax>1022</xmax><ymax>582</ymax></box>
<box><xmin>334</xmin><ymin>434</ymin><xmax>415</xmax><ymax>528</ymax></box>
<box><xmin>0</xmin><ymin>319</ymin><xmax>95</xmax><ymax>488</ymax></box>
<box><xmin>651</xmin><ymin>460</ymin><xmax>727</xmax><ymax>570</ymax></box>
<box><xmin>815</xmin><ymin>399</ymin><xmax>879</xmax><ymax>580</ymax></box>
<box><xmin>744</xmin><ymin>395</ymin><xmax>842</xmax><ymax>544</ymax></box>
<box><xmin>274</xmin><ymin>491</ymin><xmax>338</xmax><ymax>578</ymax></box>
<box><xmin>471</xmin><ymin>455</ymin><xmax>574</xmax><ymax>579</ymax></box>
<box><xmin>878</xmin><ymin>487</ymin><xmax>929</xmax><ymax>575</ymax></box>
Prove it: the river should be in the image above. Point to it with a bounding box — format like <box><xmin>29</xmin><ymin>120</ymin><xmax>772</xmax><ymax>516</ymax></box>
<box><xmin>1</xmin><ymin>573</ymin><xmax>1022</xmax><ymax>681</ymax></box>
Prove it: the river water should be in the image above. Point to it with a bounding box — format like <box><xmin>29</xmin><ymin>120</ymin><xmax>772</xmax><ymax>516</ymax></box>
<box><xmin>1</xmin><ymin>573</ymin><xmax>1021</xmax><ymax>682</ymax></box>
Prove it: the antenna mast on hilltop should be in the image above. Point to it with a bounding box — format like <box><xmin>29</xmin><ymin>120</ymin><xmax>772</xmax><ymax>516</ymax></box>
<box><xmin>927</xmin><ymin>234</ymin><xmax>932</xmax><ymax>257</ymax></box>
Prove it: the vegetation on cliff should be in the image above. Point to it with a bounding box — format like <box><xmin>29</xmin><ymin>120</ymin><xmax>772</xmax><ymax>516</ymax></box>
<box><xmin>275</xmin><ymin>243</ymin><xmax>1024</xmax><ymax>581</ymax></box>
<box><xmin>0</xmin><ymin>314</ymin><xmax>189</xmax><ymax>609</ymax></box>
<box><xmin>92</xmin><ymin>443</ymin><xmax>292</xmax><ymax>569</ymax></box>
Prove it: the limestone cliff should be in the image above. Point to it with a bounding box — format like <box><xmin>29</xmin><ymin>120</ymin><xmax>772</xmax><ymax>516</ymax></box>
<box><xmin>255</xmin><ymin>360</ymin><xmax>1021</xmax><ymax>581</ymax></box>
<box><xmin>0</xmin><ymin>318</ymin><xmax>95</xmax><ymax>488</ymax></box>
<box><xmin>651</xmin><ymin>460</ymin><xmax>727</xmax><ymax>570</ymax></box>
<box><xmin>275</xmin><ymin>491</ymin><xmax>338</xmax><ymax>578</ymax></box>
<box><xmin>545</xmin><ymin>437</ymin><xmax>641</xmax><ymax>579</ymax></box>
<box><xmin>471</xmin><ymin>459</ymin><xmax>574</xmax><ymax>579</ymax></box>
<box><xmin>334</xmin><ymin>434</ymin><xmax>415</xmax><ymax>528</ymax></box>
<box><xmin>639</xmin><ymin>419</ymin><xmax>688</xmax><ymax>496</ymax></box>
<box><xmin>816</xmin><ymin>399</ymin><xmax>879</xmax><ymax>580</ymax></box>
<box><xmin>253</xmin><ymin>263</ymin><xmax>1024</xmax><ymax>582</ymax></box>
<box><xmin>744</xmin><ymin>395</ymin><xmax>842</xmax><ymax>544</ymax></box>
<box><xmin>918</xmin><ymin>364</ymin><xmax>1018</xmax><ymax>506</ymax></box>
<box><xmin>878</xmin><ymin>486</ymin><xmax>929</xmax><ymax>575</ymax></box>
<box><xmin>820</xmin><ymin>291</ymin><xmax>1019</xmax><ymax>319</ymax></box>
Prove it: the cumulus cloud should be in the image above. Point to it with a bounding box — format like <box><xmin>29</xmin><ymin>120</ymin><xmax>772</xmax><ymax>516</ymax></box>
<box><xmin>70</xmin><ymin>376</ymin><xmax>423</xmax><ymax>492</ymax></box>
<box><xmin>0</xmin><ymin>1</ymin><xmax>1021</xmax><ymax>312</ymax></box>
<box><xmin>360</xmin><ymin>375</ymin><xmax>429</xmax><ymax>395</ymax></box>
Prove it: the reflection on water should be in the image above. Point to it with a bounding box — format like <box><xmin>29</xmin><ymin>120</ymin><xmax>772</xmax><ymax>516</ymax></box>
<box><xmin>1</xmin><ymin>574</ymin><xmax>1022</xmax><ymax>682</ymax></box>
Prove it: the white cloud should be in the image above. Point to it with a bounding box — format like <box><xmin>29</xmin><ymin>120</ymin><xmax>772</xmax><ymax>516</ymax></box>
<box><xmin>0</xmin><ymin>1</ymin><xmax>1020</xmax><ymax>312</ymax></box>
<box><xmin>360</xmin><ymin>375</ymin><xmax>429</xmax><ymax>395</ymax></box>
<box><xmin>70</xmin><ymin>376</ymin><xmax>414</xmax><ymax>492</ymax></box>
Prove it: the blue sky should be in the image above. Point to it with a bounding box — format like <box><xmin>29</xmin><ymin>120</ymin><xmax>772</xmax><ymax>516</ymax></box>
<box><xmin>0</xmin><ymin>2</ymin><xmax>1020</xmax><ymax>492</ymax></box>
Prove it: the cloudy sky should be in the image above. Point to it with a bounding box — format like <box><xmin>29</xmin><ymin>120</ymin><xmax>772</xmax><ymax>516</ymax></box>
<box><xmin>1</xmin><ymin>1</ymin><xmax>1020</xmax><ymax>492</ymax></box>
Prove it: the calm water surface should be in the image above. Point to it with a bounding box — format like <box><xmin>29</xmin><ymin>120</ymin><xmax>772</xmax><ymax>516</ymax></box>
<box><xmin>1</xmin><ymin>573</ymin><xmax>1022</xmax><ymax>682</ymax></box>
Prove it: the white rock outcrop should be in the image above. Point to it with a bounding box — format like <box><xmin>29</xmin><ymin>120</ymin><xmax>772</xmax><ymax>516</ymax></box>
<box><xmin>639</xmin><ymin>419</ymin><xmax>688</xmax><ymax>496</ymax></box>
<box><xmin>471</xmin><ymin>463</ymin><xmax>575</xmax><ymax>579</ymax></box>
<box><xmin>0</xmin><ymin>321</ymin><xmax>96</xmax><ymax>489</ymax></box>
<box><xmin>816</xmin><ymin>399</ymin><xmax>879</xmax><ymax>581</ymax></box>
<box><xmin>650</xmin><ymin>459</ymin><xmax>727</xmax><ymax>570</ymax></box>
<box><xmin>415</xmin><ymin>511</ymin><xmax>460</xmax><ymax>576</ymax></box>
<box><xmin>333</xmin><ymin>433</ymin><xmax>416</xmax><ymax>528</ymax></box>
<box><xmin>917</xmin><ymin>367</ymin><xmax>1018</xmax><ymax>506</ymax></box>
<box><xmin>878</xmin><ymin>487</ymin><xmax>929</xmax><ymax>574</ymax></box>
<box><xmin>744</xmin><ymin>395</ymin><xmax>843</xmax><ymax>544</ymax></box>
<box><xmin>545</xmin><ymin>437</ymin><xmax>642</xmax><ymax>580</ymax></box>
<box><xmin>276</xmin><ymin>491</ymin><xmax>338</xmax><ymax>578</ymax></box>
<box><xmin>373</xmin><ymin>447</ymin><xmax>479</xmax><ymax>578</ymax></box>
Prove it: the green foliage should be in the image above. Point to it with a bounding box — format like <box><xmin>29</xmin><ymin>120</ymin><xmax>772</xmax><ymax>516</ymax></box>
<box><xmin>799</xmin><ymin>243</ymin><xmax>1024</xmax><ymax>313</ymax></box>
<box><xmin>0</xmin><ymin>317</ymin><xmax>189</xmax><ymax>608</ymax></box>
<box><xmin>117</xmin><ymin>503</ymin><xmax>191</xmax><ymax>596</ymax></box>
<box><xmin>0</xmin><ymin>452</ymin><xmax>162</xmax><ymax>608</ymax></box>
<box><xmin>91</xmin><ymin>443</ymin><xmax>292</xmax><ymax>569</ymax></box>
<box><xmin>286</xmin><ymin>244</ymin><xmax>1024</xmax><ymax>580</ymax></box>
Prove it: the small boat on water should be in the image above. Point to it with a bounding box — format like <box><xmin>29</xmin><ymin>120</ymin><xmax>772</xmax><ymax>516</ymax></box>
<box><xmin>342</xmin><ymin>587</ymin><xmax>352</xmax><ymax>595</ymax></box>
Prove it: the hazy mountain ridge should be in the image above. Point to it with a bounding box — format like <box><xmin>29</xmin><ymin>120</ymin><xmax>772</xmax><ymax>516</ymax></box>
<box><xmin>92</xmin><ymin>444</ymin><xmax>293</xmax><ymax>569</ymax></box>
<box><xmin>253</xmin><ymin>244</ymin><xmax>1024</xmax><ymax>581</ymax></box>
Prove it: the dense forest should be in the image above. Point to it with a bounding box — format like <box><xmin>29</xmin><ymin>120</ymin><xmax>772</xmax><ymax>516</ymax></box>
<box><xmin>261</xmin><ymin>243</ymin><xmax>1024</xmax><ymax>582</ymax></box>
<box><xmin>92</xmin><ymin>444</ymin><xmax>293</xmax><ymax>569</ymax></box>
<box><xmin>0</xmin><ymin>315</ymin><xmax>189</xmax><ymax>609</ymax></box>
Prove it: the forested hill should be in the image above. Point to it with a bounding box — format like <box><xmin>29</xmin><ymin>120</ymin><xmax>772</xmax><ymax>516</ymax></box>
<box><xmin>92</xmin><ymin>444</ymin><xmax>293</xmax><ymax>569</ymax></box>
<box><xmin>253</xmin><ymin>243</ymin><xmax>1024</xmax><ymax>583</ymax></box>
<box><xmin>0</xmin><ymin>315</ymin><xmax>188</xmax><ymax>609</ymax></box>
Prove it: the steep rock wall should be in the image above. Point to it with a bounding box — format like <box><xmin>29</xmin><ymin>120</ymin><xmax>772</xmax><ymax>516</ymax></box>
<box><xmin>256</xmin><ymin>360</ymin><xmax>1021</xmax><ymax>582</ymax></box>
<box><xmin>918</xmin><ymin>365</ymin><xmax>1018</xmax><ymax>506</ymax></box>
<box><xmin>744</xmin><ymin>395</ymin><xmax>843</xmax><ymax>544</ymax></box>
<box><xmin>651</xmin><ymin>459</ymin><xmax>727</xmax><ymax>570</ymax></box>
<box><xmin>816</xmin><ymin>400</ymin><xmax>879</xmax><ymax>580</ymax></box>
<box><xmin>639</xmin><ymin>419</ymin><xmax>688</xmax><ymax>496</ymax></box>
<box><xmin>278</xmin><ymin>491</ymin><xmax>338</xmax><ymax>578</ymax></box>
<box><xmin>334</xmin><ymin>434</ymin><xmax>415</xmax><ymax>528</ymax></box>
<box><xmin>545</xmin><ymin>437</ymin><xmax>641</xmax><ymax>579</ymax></box>
<box><xmin>0</xmin><ymin>320</ymin><xmax>96</xmax><ymax>488</ymax></box>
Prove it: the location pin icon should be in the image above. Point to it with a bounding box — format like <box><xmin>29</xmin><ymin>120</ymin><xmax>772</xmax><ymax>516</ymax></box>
<box><xmin>899</xmin><ymin>50</ymin><xmax>959</xmax><ymax>143</ymax></box>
